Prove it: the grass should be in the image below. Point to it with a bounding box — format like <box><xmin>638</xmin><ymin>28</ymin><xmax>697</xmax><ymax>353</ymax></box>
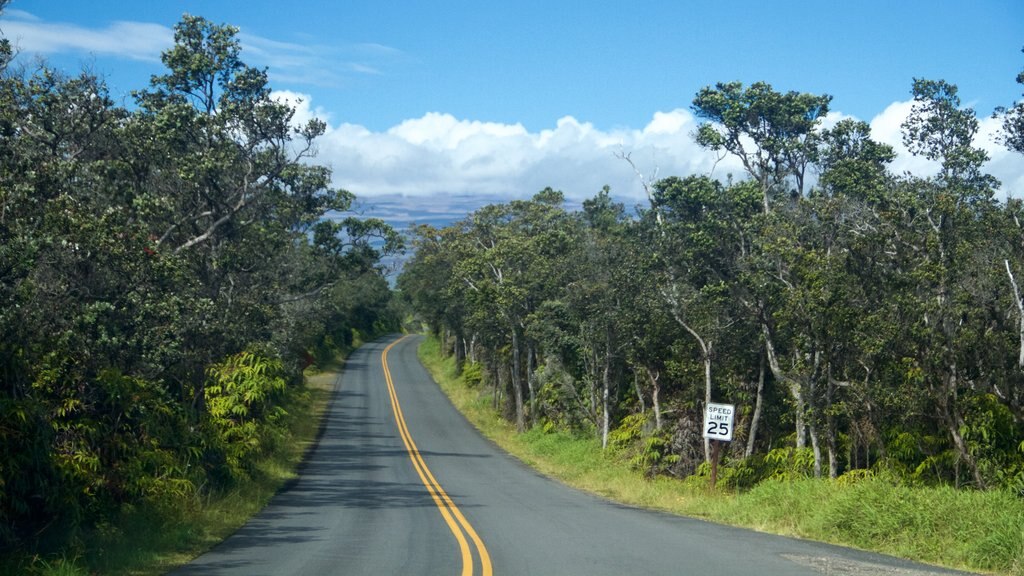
<box><xmin>417</xmin><ymin>335</ymin><xmax>1024</xmax><ymax>576</ymax></box>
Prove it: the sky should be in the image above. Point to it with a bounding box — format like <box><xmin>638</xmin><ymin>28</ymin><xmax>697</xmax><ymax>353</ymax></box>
<box><xmin>2</xmin><ymin>0</ymin><xmax>1022</xmax><ymax>227</ymax></box>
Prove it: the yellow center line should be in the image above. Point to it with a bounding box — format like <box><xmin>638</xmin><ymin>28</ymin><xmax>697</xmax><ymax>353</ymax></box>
<box><xmin>382</xmin><ymin>336</ymin><xmax>493</xmax><ymax>576</ymax></box>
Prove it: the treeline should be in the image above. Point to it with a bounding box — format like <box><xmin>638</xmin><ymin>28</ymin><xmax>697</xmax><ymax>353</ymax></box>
<box><xmin>0</xmin><ymin>11</ymin><xmax>399</xmax><ymax>553</ymax></box>
<box><xmin>400</xmin><ymin>69</ymin><xmax>1024</xmax><ymax>492</ymax></box>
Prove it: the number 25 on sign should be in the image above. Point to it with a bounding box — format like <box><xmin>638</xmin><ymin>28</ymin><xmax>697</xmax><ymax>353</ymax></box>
<box><xmin>703</xmin><ymin>403</ymin><xmax>735</xmax><ymax>442</ymax></box>
<box><xmin>703</xmin><ymin>402</ymin><xmax>734</xmax><ymax>491</ymax></box>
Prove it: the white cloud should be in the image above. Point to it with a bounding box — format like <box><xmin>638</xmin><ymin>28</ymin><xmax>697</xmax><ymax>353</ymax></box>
<box><xmin>869</xmin><ymin>99</ymin><xmax>1024</xmax><ymax>197</ymax></box>
<box><xmin>0</xmin><ymin>12</ymin><xmax>401</xmax><ymax>89</ymax></box>
<box><xmin>0</xmin><ymin>13</ymin><xmax>172</xmax><ymax>62</ymax></box>
<box><xmin>979</xmin><ymin>114</ymin><xmax>1024</xmax><ymax>197</ymax></box>
<box><xmin>239</xmin><ymin>33</ymin><xmax>398</xmax><ymax>87</ymax></box>
<box><xmin>306</xmin><ymin>102</ymin><xmax>745</xmax><ymax>202</ymax></box>
<box><xmin>272</xmin><ymin>90</ymin><xmax>332</xmax><ymax>127</ymax></box>
<box><xmin>869</xmin><ymin>100</ymin><xmax>941</xmax><ymax>178</ymax></box>
<box><xmin>299</xmin><ymin>93</ymin><xmax>1024</xmax><ymax>205</ymax></box>
<box><xmin>388</xmin><ymin>113</ymin><xmax>529</xmax><ymax>149</ymax></box>
<box><xmin>643</xmin><ymin>110</ymin><xmax>689</xmax><ymax>135</ymax></box>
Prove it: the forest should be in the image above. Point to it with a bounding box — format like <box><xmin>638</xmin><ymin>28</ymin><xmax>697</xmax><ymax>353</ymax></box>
<box><xmin>399</xmin><ymin>65</ymin><xmax>1024</xmax><ymax>492</ymax></box>
<box><xmin>0</xmin><ymin>9</ymin><xmax>401</xmax><ymax>558</ymax></box>
<box><xmin>3</xmin><ymin>0</ymin><xmax>1023</xmax><ymax>571</ymax></box>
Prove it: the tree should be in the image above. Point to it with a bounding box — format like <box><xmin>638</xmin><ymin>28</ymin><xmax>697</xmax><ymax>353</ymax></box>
<box><xmin>567</xmin><ymin>187</ymin><xmax>631</xmax><ymax>448</ymax></box>
<box><xmin>994</xmin><ymin>46</ymin><xmax>1024</xmax><ymax>155</ymax></box>
<box><xmin>902</xmin><ymin>79</ymin><xmax>998</xmax><ymax>199</ymax></box>
<box><xmin>451</xmin><ymin>190</ymin><xmax>572</xmax><ymax>431</ymax></box>
<box><xmin>897</xmin><ymin>78</ymin><xmax>1001</xmax><ymax>488</ymax></box>
<box><xmin>645</xmin><ymin>176</ymin><xmax>758</xmax><ymax>460</ymax></box>
<box><xmin>691</xmin><ymin>81</ymin><xmax>834</xmax><ymax>471</ymax></box>
<box><xmin>0</xmin><ymin>10</ymin><xmax>399</xmax><ymax>552</ymax></box>
<box><xmin>816</xmin><ymin>119</ymin><xmax>896</xmax><ymax>205</ymax></box>
<box><xmin>128</xmin><ymin>14</ymin><xmax>393</xmax><ymax>407</ymax></box>
<box><xmin>995</xmin><ymin>53</ymin><xmax>1024</xmax><ymax>374</ymax></box>
<box><xmin>692</xmin><ymin>81</ymin><xmax>831</xmax><ymax>213</ymax></box>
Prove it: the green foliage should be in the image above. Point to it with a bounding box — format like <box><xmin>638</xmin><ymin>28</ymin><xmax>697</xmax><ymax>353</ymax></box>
<box><xmin>608</xmin><ymin>413</ymin><xmax>679</xmax><ymax>475</ymax></box>
<box><xmin>401</xmin><ymin>63</ymin><xmax>1024</xmax><ymax>492</ymax></box>
<box><xmin>995</xmin><ymin>47</ymin><xmax>1024</xmax><ymax>155</ymax></box>
<box><xmin>731</xmin><ymin>477</ymin><xmax>1024</xmax><ymax>573</ymax></box>
<box><xmin>32</xmin><ymin>555</ymin><xmax>89</xmax><ymax>576</ymax></box>
<box><xmin>394</xmin><ymin>46</ymin><xmax>1024</xmax><ymax>576</ymax></box>
<box><xmin>462</xmin><ymin>361</ymin><xmax>484</xmax><ymax>387</ymax></box>
<box><xmin>700</xmin><ymin>447</ymin><xmax>817</xmax><ymax>490</ymax></box>
<box><xmin>204</xmin><ymin>350</ymin><xmax>288</xmax><ymax>481</ymax></box>
<box><xmin>962</xmin><ymin>394</ymin><xmax>1024</xmax><ymax>492</ymax></box>
<box><xmin>0</xmin><ymin>7</ymin><xmax>398</xmax><ymax>566</ymax></box>
<box><xmin>422</xmin><ymin>334</ymin><xmax>1024</xmax><ymax>575</ymax></box>
<box><xmin>692</xmin><ymin>80</ymin><xmax>831</xmax><ymax>209</ymax></box>
<box><xmin>761</xmin><ymin>447</ymin><xmax>818</xmax><ymax>480</ymax></box>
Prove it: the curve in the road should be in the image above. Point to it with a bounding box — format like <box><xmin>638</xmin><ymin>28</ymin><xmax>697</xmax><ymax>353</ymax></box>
<box><xmin>173</xmin><ymin>335</ymin><xmax>976</xmax><ymax>576</ymax></box>
<box><xmin>382</xmin><ymin>336</ymin><xmax>492</xmax><ymax>576</ymax></box>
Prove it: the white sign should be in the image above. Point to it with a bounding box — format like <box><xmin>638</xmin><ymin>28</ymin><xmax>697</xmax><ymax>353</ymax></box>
<box><xmin>703</xmin><ymin>403</ymin><xmax>735</xmax><ymax>442</ymax></box>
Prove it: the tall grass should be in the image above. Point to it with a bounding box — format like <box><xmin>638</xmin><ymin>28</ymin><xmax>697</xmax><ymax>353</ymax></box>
<box><xmin>418</xmin><ymin>336</ymin><xmax>1024</xmax><ymax>576</ymax></box>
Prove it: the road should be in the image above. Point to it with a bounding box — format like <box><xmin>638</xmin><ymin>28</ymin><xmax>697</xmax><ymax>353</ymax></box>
<box><xmin>173</xmin><ymin>335</ymin><xmax>974</xmax><ymax>575</ymax></box>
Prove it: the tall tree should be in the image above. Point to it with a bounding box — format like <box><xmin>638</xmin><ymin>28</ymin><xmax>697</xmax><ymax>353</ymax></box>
<box><xmin>692</xmin><ymin>81</ymin><xmax>833</xmax><ymax>467</ymax></box>
<box><xmin>898</xmin><ymin>78</ymin><xmax>1000</xmax><ymax>488</ymax></box>
<box><xmin>692</xmin><ymin>81</ymin><xmax>831</xmax><ymax>213</ymax></box>
<box><xmin>453</xmin><ymin>189</ymin><xmax>572</xmax><ymax>431</ymax></box>
<box><xmin>0</xmin><ymin>10</ymin><xmax>399</xmax><ymax>551</ymax></box>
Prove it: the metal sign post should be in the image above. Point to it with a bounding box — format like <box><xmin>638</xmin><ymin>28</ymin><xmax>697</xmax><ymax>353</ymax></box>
<box><xmin>702</xmin><ymin>403</ymin><xmax>735</xmax><ymax>490</ymax></box>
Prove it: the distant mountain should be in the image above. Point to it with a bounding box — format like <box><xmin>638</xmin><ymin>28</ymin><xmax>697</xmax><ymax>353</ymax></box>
<box><xmin>348</xmin><ymin>193</ymin><xmax>500</xmax><ymax>232</ymax></box>
<box><xmin>337</xmin><ymin>192</ymin><xmax>592</xmax><ymax>282</ymax></box>
<box><xmin>332</xmin><ymin>193</ymin><xmax>508</xmax><ymax>283</ymax></box>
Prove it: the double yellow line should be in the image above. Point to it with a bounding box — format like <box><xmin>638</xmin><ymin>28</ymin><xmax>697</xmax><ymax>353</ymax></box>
<box><xmin>381</xmin><ymin>337</ymin><xmax>492</xmax><ymax>576</ymax></box>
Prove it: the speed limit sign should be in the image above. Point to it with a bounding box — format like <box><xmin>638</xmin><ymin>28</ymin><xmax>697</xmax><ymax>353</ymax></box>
<box><xmin>703</xmin><ymin>403</ymin><xmax>735</xmax><ymax>442</ymax></box>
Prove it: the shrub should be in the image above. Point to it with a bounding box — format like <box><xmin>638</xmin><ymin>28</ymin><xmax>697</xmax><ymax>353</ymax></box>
<box><xmin>204</xmin><ymin>350</ymin><xmax>289</xmax><ymax>482</ymax></box>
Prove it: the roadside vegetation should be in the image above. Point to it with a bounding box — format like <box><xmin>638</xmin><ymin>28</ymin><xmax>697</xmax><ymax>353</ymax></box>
<box><xmin>0</xmin><ymin>7</ymin><xmax>400</xmax><ymax>574</ymax></box>
<box><xmin>400</xmin><ymin>56</ymin><xmax>1024</xmax><ymax>576</ymax></box>
<box><xmin>420</xmin><ymin>336</ymin><xmax>1024</xmax><ymax>575</ymax></box>
<box><xmin>13</xmin><ymin>354</ymin><xmax>348</xmax><ymax>576</ymax></box>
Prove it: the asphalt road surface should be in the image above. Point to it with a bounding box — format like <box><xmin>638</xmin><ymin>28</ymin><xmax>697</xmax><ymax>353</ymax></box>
<box><xmin>173</xmin><ymin>335</ymin><xmax>975</xmax><ymax>575</ymax></box>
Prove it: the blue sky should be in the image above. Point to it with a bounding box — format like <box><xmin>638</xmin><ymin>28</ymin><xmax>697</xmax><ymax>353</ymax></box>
<box><xmin>2</xmin><ymin>0</ymin><xmax>1022</xmax><ymax>217</ymax></box>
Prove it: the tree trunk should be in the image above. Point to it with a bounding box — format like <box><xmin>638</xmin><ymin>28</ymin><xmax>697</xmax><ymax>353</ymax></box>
<box><xmin>601</xmin><ymin>342</ymin><xmax>612</xmax><ymax>450</ymax></box>
<box><xmin>632</xmin><ymin>369</ymin><xmax>646</xmax><ymax>415</ymax></box>
<box><xmin>794</xmin><ymin>392</ymin><xmax>807</xmax><ymax>449</ymax></box>
<box><xmin>1006</xmin><ymin>260</ymin><xmax>1024</xmax><ymax>370</ymax></box>
<box><xmin>649</xmin><ymin>368</ymin><xmax>663</xmax><ymax>431</ymax></box>
<box><xmin>673</xmin><ymin>312</ymin><xmax>714</xmax><ymax>462</ymax></box>
<box><xmin>746</xmin><ymin>352</ymin><xmax>766</xmax><ymax>458</ymax></box>
<box><xmin>807</xmin><ymin>349</ymin><xmax>824</xmax><ymax>478</ymax></box>
<box><xmin>809</xmin><ymin>418</ymin><xmax>822</xmax><ymax>478</ymax></box>
<box><xmin>702</xmin><ymin>350</ymin><xmax>713</xmax><ymax>463</ymax></box>
<box><xmin>527</xmin><ymin>344</ymin><xmax>537</xmax><ymax>427</ymax></box>
<box><xmin>587</xmin><ymin>350</ymin><xmax>599</xmax><ymax>432</ymax></box>
<box><xmin>491</xmin><ymin>359</ymin><xmax>501</xmax><ymax>412</ymax></box>
<box><xmin>826</xmin><ymin>372</ymin><xmax>839</xmax><ymax>479</ymax></box>
<box><xmin>454</xmin><ymin>331</ymin><xmax>465</xmax><ymax>372</ymax></box>
<box><xmin>941</xmin><ymin>365</ymin><xmax>985</xmax><ymax>488</ymax></box>
<box><xmin>511</xmin><ymin>326</ymin><xmax>525</xmax><ymax>432</ymax></box>
<box><xmin>762</xmin><ymin>322</ymin><xmax>807</xmax><ymax>448</ymax></box>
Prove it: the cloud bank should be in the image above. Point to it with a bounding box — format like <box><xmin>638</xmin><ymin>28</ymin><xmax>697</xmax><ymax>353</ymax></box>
<box><xmin>279</xmin><ymin>92</ymin><xmax>1024</xmax><ymax>205</ymax></box>
<box><xmin>2</xmin><ymin>10</ymin><xmax>1019</xmax><ymax>204</ymax></box>
<box><xmin>304</xmin><ymin>104</ymin><xmax>746</xmax><ymax>203</ymax></box>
